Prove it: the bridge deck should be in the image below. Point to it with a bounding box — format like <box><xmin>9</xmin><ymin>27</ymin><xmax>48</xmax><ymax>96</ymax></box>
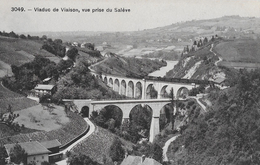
<box><xmin>91</xmin><ymin>98</ymin><xmax>184</xmax><ymax>104</ymax></box>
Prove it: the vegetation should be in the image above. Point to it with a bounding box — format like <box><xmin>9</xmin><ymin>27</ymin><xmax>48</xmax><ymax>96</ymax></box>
<box><xmin>0</xmin><ymin>146</ymin><xmax>7</xmax><ymax>165</ymax></box>
<box><xmin>0</xmin><ymin>33</ymin><xmax>60</xmax><ymax>67</ymax></box>
<box><xmin>167</xmin><ymin>69</ymin><xmax>260</xmax><ymax>165</ymax></box>
<box><xmin>71</xmin><ymin>126</ymin><xmax>133</xmax><ymax>164</ymax></box>
<box><xmin>2</xmin><ymin>55</ymin><xmax>68</xmax><ymax>94</ymax></box>
<box><xmin>53</xmin><ymin>58</ymin><xmax>125</xmax><ymax>100</ymax></box>
<box><xmin>9</xmin><ymin>143</ymin><xmax>27</xmax><ymax>164</ymax></box>
<box><xmin>188</xmin><ymin>84</ymin><xmax>206</xmax><ymax>96</ymax></box>
<box><xmin>91</xmin><ymin>104</ymin><xmax>152</xmax><ymax>144</ymax></box>
<box><xmin>0</xmin><ymin>82</ymin><xmax>38</xmax><ymax>113</ymax></box>
<box><xmin>42</xmin><ymin>39</ymin><xmax>66</xmax><ymax>57</ymax></box>
<box><xmin>0</xmin><ymin>110</ymin><xmax>88</xmax><ymax>146</ymax></box>
<box><xmin>109</xmin><ymin>137</ymin><xmax>125</xmax><ymax>164</ymax></box>
<box><xmin>132</xmin><ymin>141</ymin><xmax>163</xmax><ymax>163</ymax></box>
<box><xmin>93</xmin><ymin>56</ymin><xmax>166</xmax><ymax>78</ymax></box>
<box><xmin>214</xmin><ymin>38</ymin><xmax>260</xmax><ymax>63</ymax></box>
<box><xmin>90</xmin><ymin>105</ymin><xmax>165</xmax><ymax>163</ymax></box>
<box><xmin>91</xmin><ymin>106</ymin><xmax>122</xmax><ymax>132</ymax></box>
<box><xmin>166</xmin><ymin>39</ymin><xmax>219</xmax><ymax>79</ymax></box>
<box><xmin>67</xmin><ymin>153</ymin><xmax>101</xmax><ymax>165</ymax></box>
<box><xmin>143</xmin><ymin>50</ymin><xmax>180</xmax><ymax>61</ymax></box>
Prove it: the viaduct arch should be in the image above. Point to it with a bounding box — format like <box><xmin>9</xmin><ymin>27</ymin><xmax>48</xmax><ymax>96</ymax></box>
<box><xmin>92</xmin><ymin>72</ymin><xmax>196</xmax><ymax>99</ymax></box>
<box><xmin>63</xmin><ymin>98</ymin><xmax>183</xmax><ymax>142</ymax></box>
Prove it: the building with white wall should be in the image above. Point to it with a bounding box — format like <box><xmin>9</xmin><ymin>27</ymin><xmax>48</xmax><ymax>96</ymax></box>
<box><xmin>4</xmin><ymin>141</ymin><xmax>51</xmax><ymax>165</ymax></box>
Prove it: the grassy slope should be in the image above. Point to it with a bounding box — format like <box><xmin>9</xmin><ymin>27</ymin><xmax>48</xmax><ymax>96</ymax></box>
<box><xmin>0</xmin><ymin>82</ymin><xmax>38</xmax><ymax>113</ymax></box>
<box><xmin>0</xmin><ymin>36</ymin><xmax>60</xmax><ymax>67</ymax></box>
<box><xmin>165</xmin><ymin>42</ymin><xmax>218</xmax><ymax>79</ymax></box>
<box><xmin>72</xmin><ymin>126</ymin><xmax>133</xmax><ymax>164</ymax></box>
<box><xmin>0</xmin><ymin>111</ymin><xmax>88</xmax><ymax>146</ymax></box>
<box><xmin>93</xmin><ymin>56</ymin><xmax>166</xmax><ymax>77</ymax></box>
<box><xmin>0</xmin><ymin>123</ymin><xmax>38</xmax><ymax>139</ymax></box>
<box><xmin>214</xmin><ymin>38</ymin><xmax>260</xmax><ymax>66</ymax></box>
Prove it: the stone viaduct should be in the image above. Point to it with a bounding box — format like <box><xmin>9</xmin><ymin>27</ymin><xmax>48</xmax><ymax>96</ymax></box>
<box><xmin>63</xmin><ymin>98</ymin><xmax>185</xmax><ymax>142</ymax></box>
<box><xmin>63</xmin><ymin>72</ymin><xmax>210</xmax><ymax>142</ymax></box>
<box><xmin>91</xmin><ymin>72</ymin><xmax>198</xmax><ymax>100</ymax></box>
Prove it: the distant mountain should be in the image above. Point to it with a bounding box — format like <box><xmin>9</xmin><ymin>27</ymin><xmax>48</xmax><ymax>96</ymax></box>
<box><xmin>20</xmin><ymin>16</ymin><xmax>260</xmax><ymax>46</ymax></box>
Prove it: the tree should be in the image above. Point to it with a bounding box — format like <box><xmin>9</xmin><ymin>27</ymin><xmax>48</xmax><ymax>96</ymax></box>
<box><xmin>19</xmin><ymin>34</ymin><xmax>27</xmax><ymax>39</ymax></box>
<box><xmin>9</xmin><ymin>143</ymin><xmax>27</xmax><ymax>164</ymax></box>
<box><xmin>7</xmin><ymin>104</ymin><xmax>12</xmax><ymax>113</ymax></box>
<box><xmin>0</xmin><ymin>146</ymin><xmax>8</xmax><ymax>165</ymax></box>
<box><xmin>41</xmin><ymin>35</ymin><xmax>47</xmax><ymax>40</ymax></box>
<box><xmin>186</xmin><ymin>45</ymin><xmax>190</xmax><ymax>52</ymax></box>
<box><xmin>150</xmin><ymin>143</ymin><xmax>163</xmax><ymax>163</ymax></box>
<box><xmin>67</xmin><ymin>47</ymin><xmax>78</xmax><ymax>61</ymax></box>
<box><xmin>203</xmin><ymin>37</ymin><xmax>208</xmax><ymax>44</ymax></box>
<box><xmin>170</xmin><ymin>88</ymin><xmax>175</xmax><ymax>129</ymax></box>
<box><xmin>109</xmin><ymin>137</ymin><xmax>125</xmax><ymax>163</ymax></box>
<box><xmin>56</xmin><ymin>59</ymin><xmax>73</xmax><ymax>73</ymax></box>
<box><xmin>67</xmin><ymin>153</ymin><xmax>100</xmax><ymax>165</ymax></box>
<box><xmin>150</xmin><ymin>86</ymin><xmax>158</xmax><ymax>99</ymax></box>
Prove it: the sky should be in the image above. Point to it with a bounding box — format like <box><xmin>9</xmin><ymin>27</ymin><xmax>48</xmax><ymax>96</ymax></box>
<box><xmin>0</xmin><ymin>0</ymin><xmax>260</xmax><ymax>33</ymax></box>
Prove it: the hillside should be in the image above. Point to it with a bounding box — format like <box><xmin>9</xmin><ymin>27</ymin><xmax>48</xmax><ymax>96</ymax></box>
<box><xmin>0</xmin><ymin>111</ymin><xmax>88</xmax><ymax>146</ymax></box>
<box><xmin>0</xmin><ymin>81</ymin><xmax>38</xmax><ymax>113</ymax></box>
<box><xmin>92</xmin><ymin>56</ymin><xmax>166</xmax><ymax>78</ymax></box>
<box><xmin>0</xmin><ymin>36</ymin><xmax>60</xmax><ymax>77</ymax></box>
<box><xmin>166</xmin><ymin>69</ymin><xmax>260</xmax><ymax>165</ymax></box>
<box><xmin>214</xmin><ymin>38</ymin><xmax>260</xmax><ymax>70</ymax></box>
<box><xmin>34</xmin><ymin>16</ymin><xmax>260</xmax><ymax>58</ymax></box>
<box><xmin>165</xmin><ymin>39</ymin><xmax>220</xmax><ymax>80</ymax></box>
<box><xmin>165</xmin><ymin>37</ymin><xmax>260</xmax><ymax>82</ymax></box>
<box><xmin>71</xmin><ymin>126</ymin><xmax>134</xmax><ymax>164</ymax></box>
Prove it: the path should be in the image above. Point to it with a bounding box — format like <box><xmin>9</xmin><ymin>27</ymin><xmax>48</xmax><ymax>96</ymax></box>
<box><xmin>89</xmin><ymin>57</ymin><xmax>108</xmax><ymax>72</ymax></box>
<box><xmin>209</xmin><ymin>44</ymin><xmax>223</xmax><ymax>66</ymax></box>
<box><xmin>162</xmin><ymin>134</ymin><xmax>180</xmax><ymax>162</ymax></box>
<box><xmin>56</xmin><ymin>118</ymin><xmax>95</xmax><ymax>165</ymax></box>
<box><xmin>188</xmin><ymin>96</ymin><xmax>207</xmax><ymax>112</ymax></box>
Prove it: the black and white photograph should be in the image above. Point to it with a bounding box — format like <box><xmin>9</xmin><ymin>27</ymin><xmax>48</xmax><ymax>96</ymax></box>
<box><xmin>0</xmin><ymin>0</ymin><xmax>260</xmax><ymax>165</ymax></box>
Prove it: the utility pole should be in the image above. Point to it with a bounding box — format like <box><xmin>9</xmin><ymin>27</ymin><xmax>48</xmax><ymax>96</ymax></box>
<box><xmin>170</xmin><ymin>87</ymin><xmax>175</xmax><ymax>130</ymax></box>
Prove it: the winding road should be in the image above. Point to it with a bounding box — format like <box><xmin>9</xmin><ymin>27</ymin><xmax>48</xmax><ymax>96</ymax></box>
<box><xmin>162</xmin><ymin>134</ymin><xmax>180</xmax><ymax>162</ymax></box>
<box><xmin>56</xmin><ymin>118</ymin><xmax>95</xmax><ymax>165</ymax></box>
<box><xmin>210</xmin><ymin>44</ymin><xmax>223</xmax><ymax>66</ymax></box>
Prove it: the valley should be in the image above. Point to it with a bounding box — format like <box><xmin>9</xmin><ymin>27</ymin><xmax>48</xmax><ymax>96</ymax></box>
<box><xmin>1</xmin><ymin>15</ymin><xmax>260</xmax><ymax>165</ymax></box>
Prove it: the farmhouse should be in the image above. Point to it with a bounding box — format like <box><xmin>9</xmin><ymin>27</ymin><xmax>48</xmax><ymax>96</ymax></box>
<box><xmin>40</xmin><ymin>139</ymin><xmax>61</xmax><ymax>154</ymax></box>
<box><xmin>34</xmin><ymin>84</ymin><xmax>56</xmax><ymax>96</ymax></box>
<box><xmin>4</xmin><ymin>141</ymin><xmax>51</xmax><ymax>165</ymax></box>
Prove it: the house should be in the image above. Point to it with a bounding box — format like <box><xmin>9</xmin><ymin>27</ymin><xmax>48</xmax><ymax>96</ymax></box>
<box><xmin>4</xmin><ymin>141</ymin><xmax>51</xmax><ymax>165</ymax></box>
<box><xmin>39</xmin><ymin>139</ymin><xmax>61</xmax><ymax>154</ymax></box>
<box><xmin>34</xmin><ymin>84</ymin><xmax>56</xmax><ymax>97</ymax></box>
<box><xmin>120</xmin><ymin>155</ymin><xmax>162</xmax><ymax>165</ymax></box>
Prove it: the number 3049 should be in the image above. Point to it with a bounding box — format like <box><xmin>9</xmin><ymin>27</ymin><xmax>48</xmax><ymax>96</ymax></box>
<box><xmin>11</xmin><ymin>7</ymin><xmax>25</xmax><ymax>12</ymax></box>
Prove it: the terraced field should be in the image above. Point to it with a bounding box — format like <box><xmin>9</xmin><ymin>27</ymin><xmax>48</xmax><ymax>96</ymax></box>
<box><xmin>0</xmin><ymin>36</ymin><xmax>60</xmax><ymax>66</ymax></box>
<box><xmin>72</xmin><ymin>126</ymin><xmax>133</xmax><ymax>164</ymax></box>
<box><xmin>0</xmin><ymin>111</ymin><xmax>88</xmax><ymax>146</ymax></box>
<box><xmin>0</xmin><ymin>82</ymin><xmax>38</xmax><ymax>113</ymax></box>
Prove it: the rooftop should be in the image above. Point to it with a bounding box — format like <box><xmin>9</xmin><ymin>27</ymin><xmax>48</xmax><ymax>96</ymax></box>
<box><xmin>40</xmin><ymin>139</ymin><xmax>61</xmax><ymax>149</ymax></box>
<box><xmin>120</xmin><ymin>155</ymin><xmax>142</xmax><ymax>165</ymax></box>
<box><xmin>4</xmin><ymin>141</ymin><xmax>51</xmax><ymax>156</ymax></box>
<box><xmin>34</xmin><ymin>84</ymin><xmax>55</xmax><ymax>90</ymax></box>
<box><xmin>142</xmin><ymin>158</ymin><xmax>162</xmax><ymax>165</ymax></box>
<box><xmin>121</xmin><ymin>155</ymin><xmax>162</xmax><ymax>165</ymax></box>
